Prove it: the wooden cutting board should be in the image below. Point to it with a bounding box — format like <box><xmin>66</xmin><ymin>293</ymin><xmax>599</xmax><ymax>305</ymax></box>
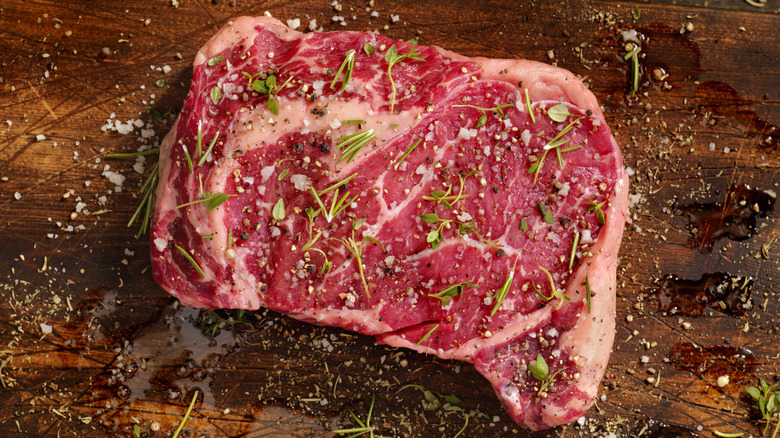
<box><xmin>1</xmin><ymin>0</ymin><xmax>778</xmax><ymax>436</ymax></box>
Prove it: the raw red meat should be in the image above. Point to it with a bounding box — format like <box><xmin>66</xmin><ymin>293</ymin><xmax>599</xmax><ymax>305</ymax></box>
<box><xmin>151</xmin><ymin>16</ymin><xmax>628</xmax><ymax>430</ymax></box>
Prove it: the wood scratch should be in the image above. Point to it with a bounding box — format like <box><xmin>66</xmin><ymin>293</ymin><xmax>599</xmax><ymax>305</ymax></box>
<box><xmin>26</xmin><ymin>81</ymin><xmax>59</xmax><ymax>122</ymax></box>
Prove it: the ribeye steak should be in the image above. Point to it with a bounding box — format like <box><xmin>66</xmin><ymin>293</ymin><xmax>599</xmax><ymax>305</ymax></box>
<box><xmin>151</xmin><ymin>16</ymin><xmax>628</xmax><ymax>430</ymax></box>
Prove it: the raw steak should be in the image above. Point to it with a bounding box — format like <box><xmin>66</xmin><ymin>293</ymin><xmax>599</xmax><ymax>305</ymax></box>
<box><xmin>151</xmin><ymin>16</ymin><xmax>628</xmax><ymax>430</ymax></box>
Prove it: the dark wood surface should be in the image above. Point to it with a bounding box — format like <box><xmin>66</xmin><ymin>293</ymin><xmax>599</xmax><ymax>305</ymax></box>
<box><xmin>1</xmin><ymin>0</ymin><xmax>779</xmax><ymax>437</ymax></box>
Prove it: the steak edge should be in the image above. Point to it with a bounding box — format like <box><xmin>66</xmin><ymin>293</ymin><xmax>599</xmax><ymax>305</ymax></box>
<box><xmin>151</xmin><ymin>16</ymin><xmax>628</xmax><ymax>430</ymax></box>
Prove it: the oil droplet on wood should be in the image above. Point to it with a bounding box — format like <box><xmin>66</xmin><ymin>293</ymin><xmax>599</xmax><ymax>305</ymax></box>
<box><xmin>653</xmin><ymin>273</ymin><xmax>753</xmax><ymax>316</ymax></box>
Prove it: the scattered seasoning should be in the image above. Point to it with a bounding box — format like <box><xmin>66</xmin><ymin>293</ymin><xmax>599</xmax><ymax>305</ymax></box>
<box><xmin>385</xmin><ymin>43</ymin><xmax>425</xmax><ymax>112</ymax></box>
<box><xmin>171</xmin><ymin>390</ymin><xmax>199</xmax><ymax>438</ymax></box>
<box><xmin>272</xmin><ymin>198</ymin><xmax>286</xmax><ymax>221</ymax></box>
<box><xmin>452</xmin><ymin>103</ymin><xmax>515</xmax><ymax>128</ymax></box>
<box><xmin>416</xmin><ymin>324</ymin><xmax>439</xmax><ymax>345</ymax></box>
<box><xmin>207</xmin><ymin>55</ymin><xmax>224</xmax><ymax>67</ymax></box>
<box><xmin>210</xmin><ymin>86</ymin><xmax>221</xmax><ymax>105</ymax></box>
<box><xmin>175</xmin><ymin>246</ymin><xmax>205</xmax><ymax>278</ymax></box>
<box><xmin>536</xmin><ymin>203</ymin><xmax>554</xmax><ymax>224</ymax></box>
<box><xmin>587</xmin><ymin>199</ymin><xmax>606</xmax><ymax>224</ymax></box>
<box><xmin>176</xmin><ymin>192</ymin><xmax>236</xmax><ymax>211</ymax></box>
<box><xmin>546</xmin><ymin>103</ymin><xmax>573</xmax><ymax>123</ymax></box>
<box><xmin>395</xmin><ymin>138</ymin><xmax>421</xmax><ymax>170</ymax></box>
<box><xmin>524</xmin><ymin>89</ymin><xmax>536</xmax><ymax>123</ymax></box>
<box><xmin>330</xmin><ymin>49</ymin><xmax>356</xmax><ymax>92</ymax></box>
<box><xmin>335</xmin><ymin>129</ymin><xmax>376</xmax><ymax>163</ymax></box>
<box><xmin>568</xmin><ymin>231</ymin><xmax>580</xmax><ymax>270</ymax></box>
<box><xmin>364</xmin><ymin>42</ymin><xmax>376</xmax><ymax>56</ymax></box>
<box><xmin>428</xmin><ymin>281</ymin><xmax>477</xmax><ymax>306</ymax></box>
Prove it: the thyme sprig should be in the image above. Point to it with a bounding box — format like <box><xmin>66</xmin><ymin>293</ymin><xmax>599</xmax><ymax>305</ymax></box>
<box><xmin>746</xmin><ymin>378</ymin><xmax>780</xmax><ymax>438</ymax></box>
<box><xmin>532</xmin><ymin>265</ymin><xmax>571</xmax><ymax>309</ymax></box>
<box><xmin>331</xmin><ymin>49</ymin><xmax>356</xmax><ymax>92</ymax></box>
<box><xmin>333</xmin><ymin>222</ymin><xmax>385</xmax><ymax>299</ymax></box>
<box><xmin>528</xmin><ymin>117</ymin><xmax>583</xmax><ymax>182</ymax></box>
<box><xmin>582</xmin><ymin>274</ymin><xmax>592</xmax><ymax>313</ymax></box>
<box><xmin>529</xmin><ymin>354</ymin><xmax>563</xmax><ymax>397</ymax></box>
<box><xmin>302</xmin><ymin>230</ymin><xmax>332</xmax><ymax>275</ymax></box>
<box><xmin>422</xmin><ymin>172</ymin><xmax>474</xmax><ymax>208</ymax></box>
<box><xmin>197</xmin><ymin>131</ymin><xmax>220</xmax><ymax>166</ymax></box>
<box><xmin>398</xmin><ymin>385</ymin><xmax>471</xmax><ymax>438</ymax></box>
<box><xmin>587</xmin><ymin>199</ymin><xmax>606</xmax><ymax>224</ymax></box>
<box><xmin>452</xmin><ymin>103</ymin><xmax>515</xmax><ymax>128</ymax></box>
<box><xmin>428</xmin><ymin>281</ymin><xmax>477</xmax><ymax>306</ymax></box>
<box><xmin>333</xmin><ymin>394</ymin><xmax>390</xmax><ymax>438</ymax></box>
<box><xmin>176</xmin><ymin>192</ymin><xmax>236</xmax><ymax>211</ymax></box>
<box><xmin>250</xmin><ymin>73</ymin><xmax>294</xmax><ymax>116</ymax></box>
<box><xmin>385</xmin><ymin>43</ymin><xmax>425</xmax><ymax>113</ymax></box>
<box><xmin>336</xmin><ymin>129</ymin><xmax>376</xmax><ymax>163</ymax></box>
<box><xmin>421</xmin><ymin>213</ymin><xmax>452</xmax><ymax>250</ymax></box>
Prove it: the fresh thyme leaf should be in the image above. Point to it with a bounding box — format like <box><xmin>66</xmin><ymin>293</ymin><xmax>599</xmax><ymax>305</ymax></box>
<box><xmin>394</xmin><ymin>138</ymin><xmax>421</xmax><ymax>170</ymax></box>
<box><xmin>587</xmin><ymin>199</ymin><xmax>606</xmax><ymax>224</ymax></box>
<box><xmin>155</xmin><ymin>78</ymin><xmax>168</xmax><ymax>88</ymax></box>
<box><xmin>385</xmin><ymin>43</ymin><xmax>425</xmax><ymax>112</ymax></box>
<box><xmin>176</xmin><ymin>192</ymin><xmax>235</xmax><ymax>211</ymax></box>
<box><xmin>416</xmin><ymin>324</ymin><xmax>439</xmax><ymax>345</ymax></box>
<box><xmin>536</xmin><ymin>203</ymin><xmax>554</xmax><ymax>224</ymax></box>
<box><xmin>272</xmin><ymin>198</ymin><xmax>286</xmax><ymax>221</ymax></box>
<box><xmin>353</xmin><ymin>217</ymin><xmax>367</xmax><ymax>230</ymax></box>
<box><xmin>277</xmin><ymin>168</ymin><xmax>289</xmax><ymax>181</ymax></box>
<box><xmin>428</xmin><ymin>281</ymin><xmax>477</xmax><ymax>306</ymax></box>
<box><xmin>427</xmin><ymin>229</ymin><xmax>441</xmax><ymax>247</ymax></box>
<box><xmin>747</xmin><ymin>386</ymin><xmax>762</xmax><ymax>399</ymax></box>
<box><xmin>252</xmin><ymin>79</ymin><xmax>269</xmax><ymax>94</ymax></box>
<box><xmin>420</xmin><ymin>213</ymin><xmax>441</xmax><ymax>224</ymax></box>
<box><xmin>266</xmin><ymin>74</ymin><xmax>277</xmax><ymax>91</ymax></box>
<box><xmin>133</xmin><ymin>424</ymin><xmax>141</xmax><ymax>437</ymax></box>
<box><xmin>147</xmin><ymin>106</ymin><xmax>164</xmax><ymax>123</ymax></box>
<box><xmin>175</xmin><ymin>245</ymin><xmax>205</xmax><ymax>278</ymax></box>
<box><xmin>267</xmin><ymin>97</ymin><xmax>279</xmax><ymax>116</ymax></box>
<box><xmin>210</xmin><ymin>86</ymin><xmax>221</xmax><ymax>105</ymax></box>
<box><xmin>547</xmin><ymin>103</ymin><xmax>572</xmax><ymax>122</ymax></box>
<box><xmin>330</xmin><ymin>49</ymin><xmax>356</xmax><ymax>92</ymax></box>
<box><xmin>364</xmin><ymin>42</ymin><xmax>376</xmax><ymax>56</ymax></box>
<box><xmin>529</xmin><ymin>353</ymin><xmax>549</xmax><ymax>381</ymax></box>
<box><xmin>520</xmin><ymin>218</ymin><xmax>528</xmax><ymax>232</ymax></box>
<box><xmin>208</xmin><ymin>55</ymin><xmax>224</xmax><ymax>67</ymax></box>
<box><xmin>476</xmin><ymin>114</ymin><xmax>487</xmax><ymax>128</ymax></box>
<box><xmin>309</xmin><ymin>186</ymin><xmax>356</xmax><ymax>223</ymax></box>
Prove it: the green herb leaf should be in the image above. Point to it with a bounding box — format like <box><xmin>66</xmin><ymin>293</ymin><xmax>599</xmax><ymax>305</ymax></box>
<box><xmin>252</xmin><ymin>79</ymin><xmax>269</xmax><ymax>94</ymax></box>
<box><xmin>476</xmin><ymin>114</ymin><xmax>487</xmax><ymax>128</ymax></box>
<box><xmin>272</xmin><ymin>198</ymin><xmax>286</xmax><ymax>221</ymax></box>
<box><xmin>335</xmin><ymin>129</ymin><xmax>376</xmax><ymax>163</ymax></box>
<box><xmin>363</xmin><ymin>42</ymin><xmax>376</xmax><ymax>55</ymax></box>
<box><xmin>134</xmin><ymin>424</ymin><xmax>141</xmax><ymax>438</ymax></box>
<box><xmin>206</xmin><ymin>192</ymin><xmax>232</xmax><ymax>210</ymax></box>
<box><xmin>428</xmin><ymin>281</ymin><xmax>477</xmax><ymax>306</ymax></box>
<box><xmin>208</xmin><ymin>55</ymin><xmax>224</xmax><ymax>67</ymax></box>
<box><xmin>536</xmin><ymin>203</ymin><xmax>554</xmax><ymax>224</ymax></box>
<box><xmin>146</xmin><ymin>106</ymin><xmax>164</xmax><ymax>123</ymax></box>
<box><xmin>210</xmin><ymin>86</ymin><xmax>221</xmax><ymax>105</ymax></box>
<box><xmin>385</xmin><ymin>43</ymin><xmax>425</xmax><ymax>112</ymax></box>
<box><xmin>420</xmin><ymin>213</ymin><xmax>441</xmax><ymax>224</ymax></box>
<box><xmin>427</xmin><ymin>229</ymin><xmax>440</xmax><ymax>244</ymax></box>
<box><xmin>267</xmin><ymin>97</ymin><xmax>279</xmax><ymax>116</ymax></box>
<box><xmin>155</xmin><ymin>78</ymin><xmax>168</xmax><ymax>88</ymax></box>
<box><xmin>395</xmin><ymin>138</ymin><xmax>421</xmax><ymax>170</ymax></box>
<box><xmin>181</xmin><ymin>144</ymin><xmax>193</xmax><ymax>174</ymax></box>
<box><xmin>341</xmin><ymin>119</ymin><xmax>366</xmax><ymax>125</ymax></box>
<box><xmin>520</xmin><ymin>218</ymin><xmax>528</xmax><ymax>232</ymax></box>
<box><xmin>632</xmin><ymin>5</ymin><xmax>641</xmax><ymax>20</ymax></box>
<box><xmin>530</xmin><ymin>354</ymin><xmax>549</xmax><ymax>381</ymax></box>
<box><xmin>584</xmin><ymin>274</ymin><xmax>592</xmax><ymax>313</ymax></box>
<box><xmin>569</xmin><ymin>231</ymin><xmax>580</xmax><ymax>270</ymax></box>
<box><xmin>277</xmin><ymin>168</ymin><xmax>289</xmax><ymax>181</ymax></box>
<box><xmin>266</xmin><ymin>74</ymin><xmax>277</xmax><ymax>91</ymax></box>
<box><xmin>712</xmin><ymin>431</ymin><xmax>743</xmax><ymax>438</ymax></box>
<box><xmin>547</xmin><ymin>103</ymin><xmax>572</xmax><ymax>123</ymax></box>
<box><xmin>197</xmin><ymin>131</ymin><xmax>220</xmax><ymax>166</ymax></box>
<box><xmin>171</xmin><ymin>390</ymin><xmax>199</xmax><ymax>438</ymax></box>
<box><xmin>490</xmin><ymin>259</ymin><xmax>517</xmax><ymax>316</ymax></box>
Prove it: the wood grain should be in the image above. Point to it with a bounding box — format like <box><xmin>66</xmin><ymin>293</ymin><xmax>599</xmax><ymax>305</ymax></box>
<box><xmin>1</xmin><ymin>0</ymin><xmax>778</xmax><ymax>436</ymax></box>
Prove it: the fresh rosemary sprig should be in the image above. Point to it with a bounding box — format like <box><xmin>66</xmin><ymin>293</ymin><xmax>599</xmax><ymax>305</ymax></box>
<box><xmin>394</xmin><ymin>138</ymin><xmax>421</xmax><ymax>170</ymax></box>
<box><xmin>528</xmin><ymin>117</ymin><xmax>583</xmax><ymax>183</ymax></box>
<box><xmin>568</xmin><ymin>231</ymin><xmax>580</xmax><ymax>271</ymax></box>
<box><xmin>197</xmin><ymin>131</ymin><xmax>220</xmax><ymax>166</ymax></box>
<box><xmin>176</xmin><ymin>192</ymin><xmax>235</xmax><ymax>211</ymax></box>
<box><xmin>342</xmin><ymin>119</ymin><xmax>366</xmax><ymax>125</ymax></box>
<box><xmin>490</xmin><ymin>257</ymin><xmax>519</xmax><ymax>316</ymax></box>
<box><xmin>416</xmin><ymin>324</ymin><xmax>440</xmax><ymax>345</ymax></box>
<box><xmin>309</xmin><ymin>187</ymin><xmax>357</xmax><ymax>224</ymax></box>
<box><xmin>452</xmin><ymin>103</ymin><xmax>515</xmax><ymax>128</ymax></box>
<box><xmin>106</xmin><ymin>149</ymin><xmax>160</xmax><ymax>239</ymax></box>
<box><xmin>624</xmin><ymin>46</ymin><xmax>641</xmax><ymax>96</ymax></box>
<box><xmin>532</xmin><ymin>265</ymin><xmax>571</xmax><ymax>309</ymax></box>
<box><xmin>587</xmin><ymin>199</ymin><xmax>606</xmax><ymax>224</ymax></box>
<box><xmin>428</xmin><ymin>281</ymin><xmax>477</xmax><ymax>306</ymax></box>
<box><xmin>331</xmin><ymin>49</ymin><xmax>356</xmax><ymax>92</ymax></box>
<box><xmin>746</xmin><ymin>378</ymin><xmax>780</xmax><ymax>438</ymax></box>
<box><xmin>175</xmin><ymin>245</ymin><xmax>205</xmax><ymax>278</ymax></box>
<box><xmin>524</xmin><ymin>89</ymin><xmax>536</xmax><ymax>124</ymax></box>
<box><xmin>335</xmin><ymin>129</ymin><xmax>376</xmax><ymax>163</ymax></box>
<box><xmin>171</xmin><ymin>390</ymin><xmax>199</xmax><ymax>438</ymax></box>
<box><xmin>181</xmin><ymin>144</ymin><xmax>194</xmax><ymax>173</ymax></box>
<box><xmin>333</xmin><ymin>394</ymin><xmax>390</xmax><ymax>438</ymax></box>
<box><xmin>385</xmin><ymin>43</ymin><xmax>425</xmax><ymax>113</ymax></box>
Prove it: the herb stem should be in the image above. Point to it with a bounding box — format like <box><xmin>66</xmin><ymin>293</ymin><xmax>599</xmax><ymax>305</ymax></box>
<box><xmin>106</xmin><ymin>148</ymin><xmax>160</xmax><ymax>158</ymax></box>
<box><xmin>525</xmin><ymin>89</ymin><xmax>535</xmax><ymax>124</ymax></box>
<box><xmin>175</xmin><ymin>246</ymin><xmax>205</xmax><ymax>278</ymax></box>
<box><xmin>172</xmin><ymin>390</ymin><xmax>199</xmax><ymax>438</ymax></box>
<box><xmin>568</xmin><ymin>231</ymin><xmax>580</xmax><ymax>271</ymax></box>
<box><xmin>490</xmin><ymin>257</ymin><xmax>518</xmax><ymax>316</ymax></box>
<box><xmin>181</xmin><ymin>145</ymin><xmax>193</xmax><ymax>174</ymax></box>
<box><xmin>197</xmin><ymin>131</ymin><xmax>220</xmax><ymax>166</ymax></box>
<box><xmin>416</xmin><ymin>324</ymin><xmax>439</xmax><ymax>346</ymax></box>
